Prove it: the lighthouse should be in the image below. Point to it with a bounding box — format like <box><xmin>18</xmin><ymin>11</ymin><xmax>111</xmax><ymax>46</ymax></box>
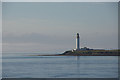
<box><xmin>76</xmin><ymin>33</ymin><xmax>80</xmax><ymax>50</ymax></box>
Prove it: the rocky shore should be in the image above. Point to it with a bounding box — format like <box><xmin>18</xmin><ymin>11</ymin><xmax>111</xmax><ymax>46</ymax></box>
<box><xmin>32</xmin><ymin>49</ymin><xmax>119</xmax><ymax>56</ymax></box>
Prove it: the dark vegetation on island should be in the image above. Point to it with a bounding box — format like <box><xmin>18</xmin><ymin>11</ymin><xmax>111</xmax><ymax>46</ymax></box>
<box><xmin>60</xmin><ymin>49</ymin><xmax>119</xmax><ymax>56</ymax></box>
<box><xmin>33</xmin><ymin>49</ymin><xmax>119</xmax><ymax>56</ymax></box>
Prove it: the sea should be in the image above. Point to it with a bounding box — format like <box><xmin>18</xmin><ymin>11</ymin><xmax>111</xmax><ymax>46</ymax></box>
<box><xmin>2</xmin><ymin>53</ymin><xmax>118</xmax><ymax>78</ymax></box>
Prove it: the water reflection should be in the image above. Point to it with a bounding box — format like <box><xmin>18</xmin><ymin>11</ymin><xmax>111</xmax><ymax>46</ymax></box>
<box><xmin>76</xmin><ymin>56</ymin><xmax>80</xmax><ymax>75</ymax></box>
<box><xmin>76</xmin><ymin>56</ymin><xmax>80</xmax><ymax>61</ymax></box>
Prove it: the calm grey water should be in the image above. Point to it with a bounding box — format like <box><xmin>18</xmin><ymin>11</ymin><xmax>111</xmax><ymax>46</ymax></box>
<box><xmin>2</xmin><ymin>53</ymin><xmax>118</xmax><ymax>78</ymax></box>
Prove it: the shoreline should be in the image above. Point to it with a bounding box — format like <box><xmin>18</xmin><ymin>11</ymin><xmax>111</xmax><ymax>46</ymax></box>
<box><xmin>30</xmin><ymin>49</ymin><xmax>119</xmax><ymax>56</ymax></box>
<box><xmin>30</xmin><ymin>54</ymin><xmax>119</xmax><ymax>56</ymax></box>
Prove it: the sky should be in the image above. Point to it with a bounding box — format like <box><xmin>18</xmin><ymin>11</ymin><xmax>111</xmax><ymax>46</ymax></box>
<box><xmin>2</xmin><ymin>2</ymin><xmax>118</xmax><ymax>53</ymax></box>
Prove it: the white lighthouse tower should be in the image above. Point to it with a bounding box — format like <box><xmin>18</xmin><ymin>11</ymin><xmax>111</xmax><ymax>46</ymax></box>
<box><xmin>76</xmin><ymin>33</ymin><xmax>80</xmax><ymax>50</ymax></box>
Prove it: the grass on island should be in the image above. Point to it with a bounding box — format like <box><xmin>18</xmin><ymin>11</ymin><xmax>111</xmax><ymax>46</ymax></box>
<box><xmin>62</xmin><ymin>49</ymin><xmax>119</xmax><ymax>56</ymax></box>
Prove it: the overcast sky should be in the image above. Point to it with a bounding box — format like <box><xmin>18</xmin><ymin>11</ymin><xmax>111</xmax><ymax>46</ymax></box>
<box><xmin>2</xmin><ymin>2</ymin><xmax>118</xmax><ymax>53</ymax></box>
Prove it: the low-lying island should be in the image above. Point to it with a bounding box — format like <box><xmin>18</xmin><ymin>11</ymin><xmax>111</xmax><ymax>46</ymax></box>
<box><xmin>32</xmin><ymin>49</ymin><xmax>119</xmax><ymax>56</ymax></box>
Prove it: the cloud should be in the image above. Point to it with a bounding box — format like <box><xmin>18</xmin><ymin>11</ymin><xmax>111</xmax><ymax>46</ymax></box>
<box><xmin>2</xmin><ymin>31</ymin><xmax>118</xmax><ymax>53</ymax></box>
<box><xmin>3</xmin><ymin>33</ymin><xmax>73</xmax><ymax>45</ymax></box>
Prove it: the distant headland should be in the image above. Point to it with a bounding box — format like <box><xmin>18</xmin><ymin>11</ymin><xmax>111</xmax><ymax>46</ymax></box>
<box><xmin>33</xmin><ymin>33</ymin><xmax>119</xmax><ymax>56</ymax></box>
<box><xmin>35</xmin><ymin>49</ymin><xmax>119</xmax><ymax>56</ymax></box>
